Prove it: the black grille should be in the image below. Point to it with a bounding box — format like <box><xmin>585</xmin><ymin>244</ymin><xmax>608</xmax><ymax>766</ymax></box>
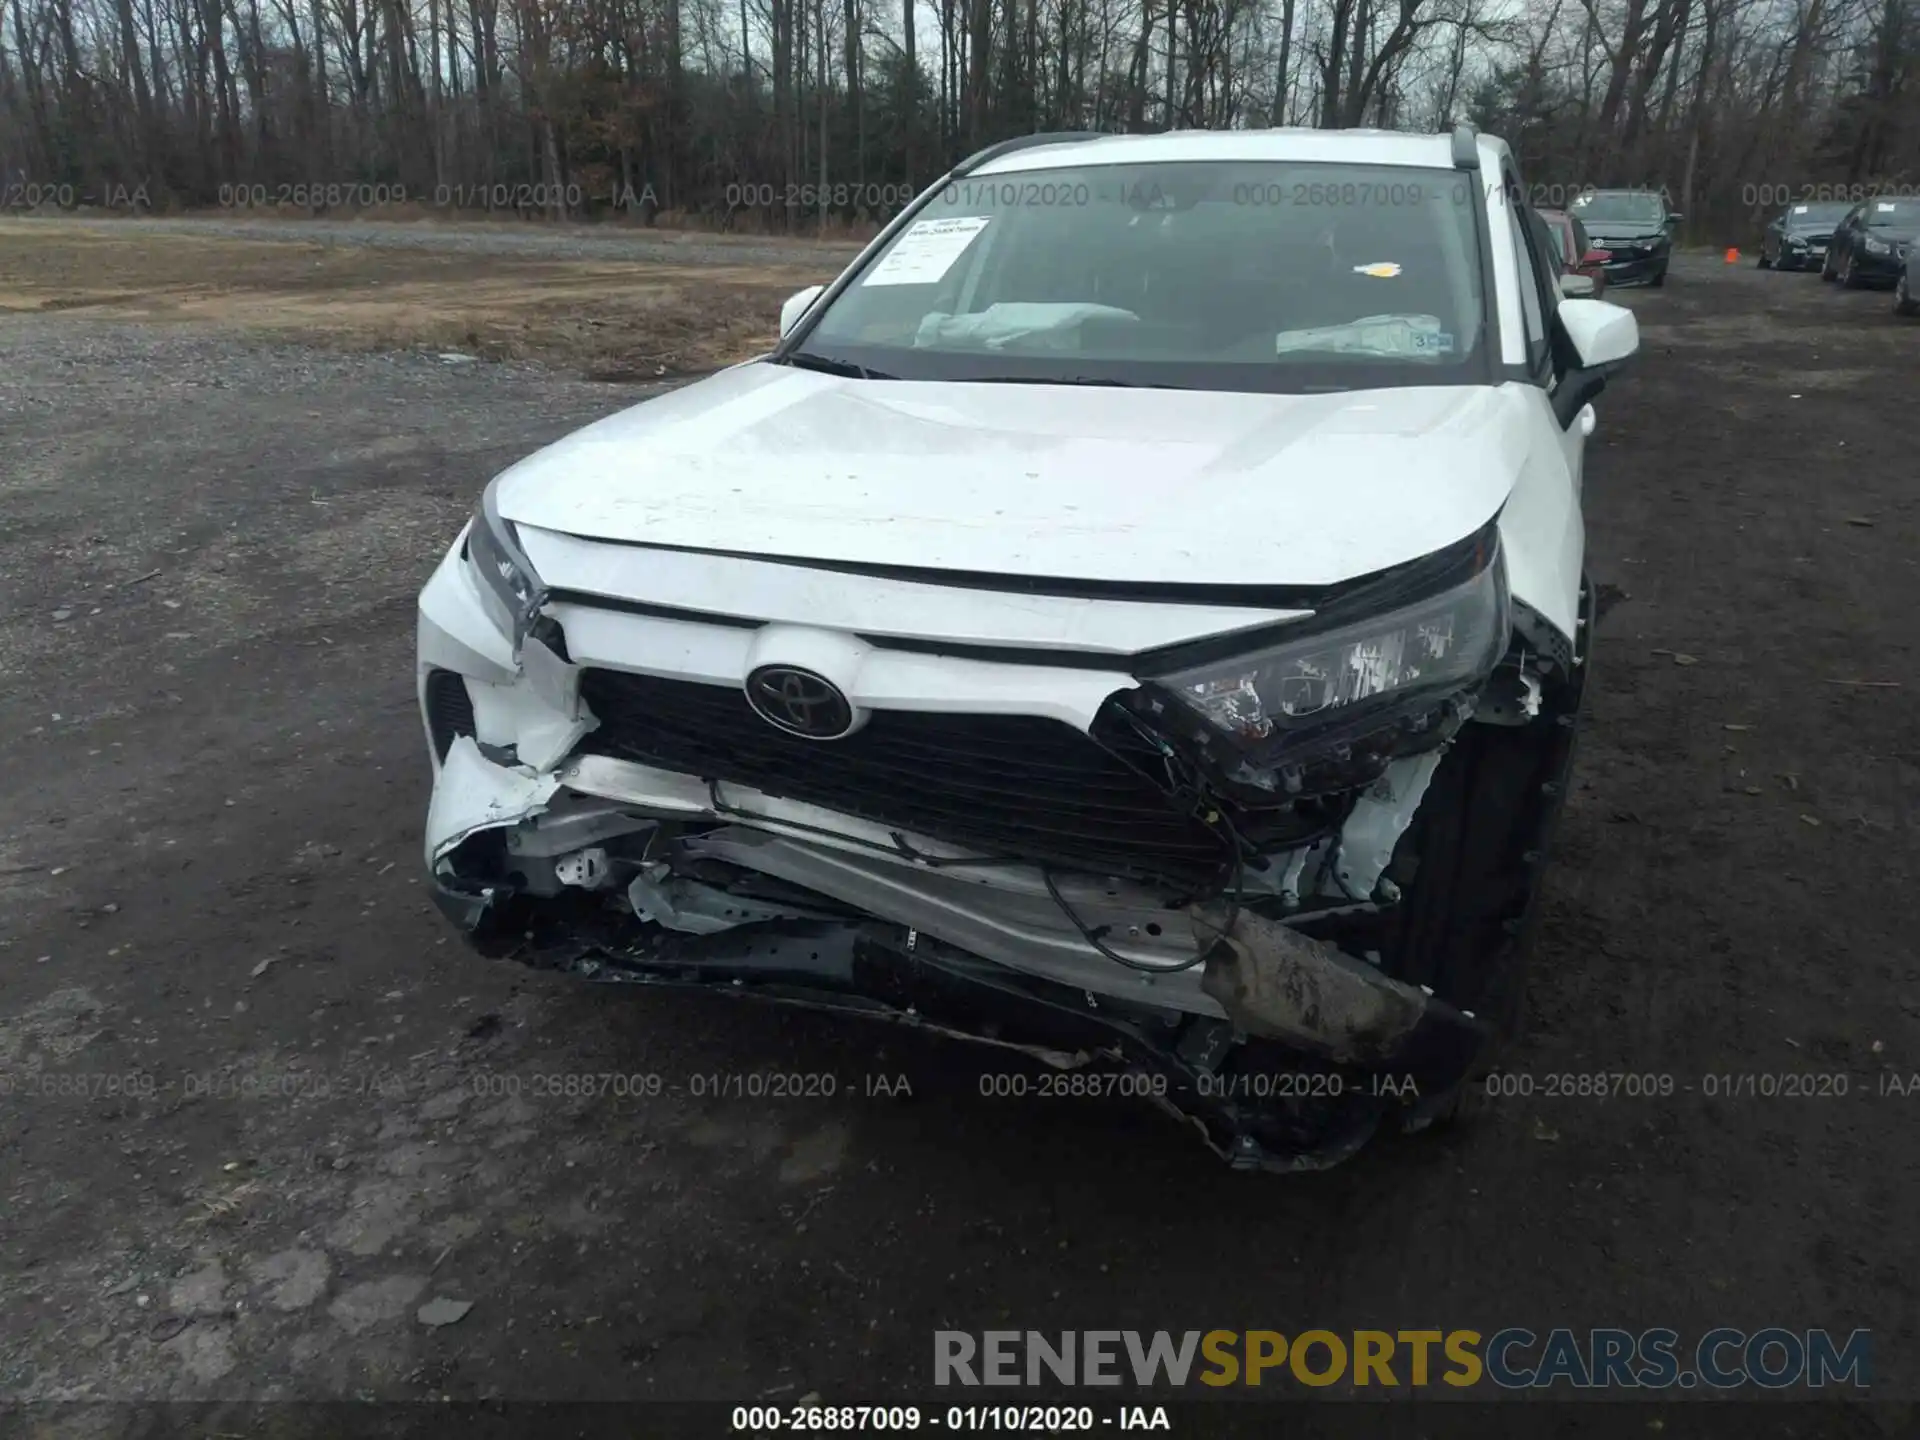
<box><xmin>425</xmin><ymin>669</ymin><xmax>476</xmax><ymax>760</ymax></box>
<box><xmin>576</xmin><ymin>669</ymin><xmax>1227</xmax><ymax>885</ymax></box>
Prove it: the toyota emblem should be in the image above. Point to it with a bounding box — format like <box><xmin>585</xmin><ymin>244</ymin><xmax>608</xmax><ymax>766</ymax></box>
<box><xmin>744</xmin><ymin>665</ymin><xmax>857</xmax><ymax>740</ymax></box>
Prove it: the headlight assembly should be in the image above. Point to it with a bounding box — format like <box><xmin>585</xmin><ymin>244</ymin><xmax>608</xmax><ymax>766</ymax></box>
<box><xmin>1864</xmin><ymin>237</ymin><xmax>1891</xmax><ymax>256</ymax></box>
<box><xmin>466</xmin><ymin>478</ymin><xmax>547</xmax><ymax>647</ymax></box>
<box><xmin>1157</xmin><ymin>539</ymin><xmax>1509</xmax><ymax>772</ymax></box>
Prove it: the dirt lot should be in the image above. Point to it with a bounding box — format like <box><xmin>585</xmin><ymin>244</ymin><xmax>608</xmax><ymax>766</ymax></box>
<box><xmin>0</xmin><ymin>216</ymin><xmax>860</xmax><ymax>378</ymax></box>
<box><xmin>2</xmin><ymin>232</ymin><xmax>1918</xmax><ymax>1427</ymax></box>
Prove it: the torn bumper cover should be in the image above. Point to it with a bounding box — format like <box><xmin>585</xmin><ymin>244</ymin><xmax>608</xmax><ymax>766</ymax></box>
<box><xmin>426</xmin><ymin>737</ymin><xmax>1495</xmax><ymax>1172</ymax></box>
<box><xmin>418</xmin><ymin>527</ymin><xmax>1586</xmax><ymax>1171</ymax></box>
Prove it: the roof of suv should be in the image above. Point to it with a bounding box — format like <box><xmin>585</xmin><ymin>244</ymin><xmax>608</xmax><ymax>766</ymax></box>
<box><xmin>969</xmin><ymin>128</ymin><xmax>1512</xmax><ymax>177</ymax></box>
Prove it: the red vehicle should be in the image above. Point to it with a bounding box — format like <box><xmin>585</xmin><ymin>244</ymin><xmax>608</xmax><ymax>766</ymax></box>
<box><xmin>1539</xmin><ymin>208</ymin><xmax>1609</xmax><ymax>296</ymax></box>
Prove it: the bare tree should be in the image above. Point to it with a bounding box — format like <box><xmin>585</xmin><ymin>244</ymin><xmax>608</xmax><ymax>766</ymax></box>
<box><xmin>3</xmin><ymin>0</ymin><xmax>1916</xmax><ymax>235</ymax></box>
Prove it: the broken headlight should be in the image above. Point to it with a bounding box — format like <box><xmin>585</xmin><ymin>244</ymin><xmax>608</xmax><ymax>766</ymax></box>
<box><xmin>466</xmin><ymin>478</ymin><xmax>547</xmax><ymax>648</ymax></box>
<box><xmin>1162</xmin><ymin>542</ymin><xmax>1508</xmax><ymax>766</ymax></box>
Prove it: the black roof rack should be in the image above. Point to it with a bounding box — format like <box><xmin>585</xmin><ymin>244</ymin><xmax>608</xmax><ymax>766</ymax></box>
<box><xmin>1450</xmin><ymin>124</ymin><xmax>1480</xmax><ymax>171</ymax></box>
<box><xmin>951</xmin><ymin>131</ymin><xmax>1107</xmax><ymax>177</ymax></box>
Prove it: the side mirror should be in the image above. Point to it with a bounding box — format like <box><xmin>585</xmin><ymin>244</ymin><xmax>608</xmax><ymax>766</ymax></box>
<box><xmin>1551</xmin><ymin>298</ymin><xmax>1639</xmax><ymax>430</ymax></box>
<box><xmin>1558</xmin><ymin>297</ymin><xmax>1639</xmax><ymax>367</ymax></box>
<box><xmin>1559</xmin><ymin>273</ymin><xmax>1597</xmax><ymax>298</ymax></box>
<box><xmin>779</xmin><ymin>284</ymin><xmax>825</xmax><ymax>339</ymax></box>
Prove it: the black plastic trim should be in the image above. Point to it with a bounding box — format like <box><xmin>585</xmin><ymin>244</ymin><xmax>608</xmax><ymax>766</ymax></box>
<box><xmin>545</xmin><ymin>588</ymin><xmax>760</xmax><ymax>629</ymax></box>
<box><xmin>537</xmin><ymin>520</ymin><xmax>1501</xmax><ymax>676</ymax></box>
<box><xmin>863</xmin><ymin>523</ymin><xmax>1499</xmax><ymax>674</ymax></box>
<box><xmin>1128</xmin><ymin>518</ymin><xmax>1502</xmax><ymax>675</ymax></box>
<box><xmin>540</xmin><ymin>537</ymin><xmax>1331</xmax><ymax>607</ymax></box>
<box><xmin>542</xmin><ymin>520</ymin><xmax>1491</xmax><ymax>618</ymax></box>
<box><xmin>424</xmin><ymin>669</ymin><xmax>476</xmax><ymax>761</ymax></box>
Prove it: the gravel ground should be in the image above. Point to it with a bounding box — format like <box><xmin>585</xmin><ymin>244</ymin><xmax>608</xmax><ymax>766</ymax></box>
<box><xmin>2</xmin><ymin>257</ymin><xmax>1918</xmax><ymax>1432</ymax></box>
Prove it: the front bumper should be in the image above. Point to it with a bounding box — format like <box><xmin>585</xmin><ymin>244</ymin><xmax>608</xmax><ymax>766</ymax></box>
<box><xmin>1851</xmin><ymin>247</ymin><xmax>1909</xmax><ymax>282</ymax></box>
<box><xmin>417</xmin><ymin>532</ymin><xmax>1586</xmax><ymax>1170</ymax></box>
<box><xmin>1778</xmin><ymin>238</ymin><xmax>1830</xmax><ymax>270</ymax></box>
<box><xmin>431</xmin><ymin>864</ymin><xmax>1487</xmax><ymax>1171</ymax></box>
<box><xmin>423</xmin><ymin>735</ymin><xmax>1492</xmax><ymax>1170</ymax></box>
<box><xmin>1598</xmin><ymin>249</ymin><xmax>1668</xmax><ymax>284</ymax></box>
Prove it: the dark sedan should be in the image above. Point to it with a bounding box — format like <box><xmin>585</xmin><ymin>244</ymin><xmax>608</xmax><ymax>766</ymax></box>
<box><xmin>1822</xmin><ymin>198</ymin><xmax>1920</xmax><ymax>287</ymax></box>
<box><xmin>1567</xmin><ymin>189</ymin><xmax>1679</xmax><ymax>286</ymax></box>
<box><xmin>1760</xmin><ymin>201</ymin><xmax>1853</xmax><ymax>271</ymax></box>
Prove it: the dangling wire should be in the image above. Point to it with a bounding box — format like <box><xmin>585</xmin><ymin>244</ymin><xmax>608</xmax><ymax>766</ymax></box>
<box><xmin>1041</xmin><ymin>867</ymin><xmax>1216</xmax><ymax>975</ymax></box>
<box><xmin>1042</xmin><ymin>798</ymin><xmax>1252</xmax><ymax>976</ymax></box>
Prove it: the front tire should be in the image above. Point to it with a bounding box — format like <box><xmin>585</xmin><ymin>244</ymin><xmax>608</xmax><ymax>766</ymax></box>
<box><xmin>1841</xmin><ymin>251</ymin><xmax>1866</xmax><ymax>289</ymax></box>
<box><xmin>1897</xmin><ymin>272</ymin><xmax>1919</xmax><ymax>316</ymax></box>
<box><xmin>1381</xmin><ymin>581</ymin><xmax>1591</xmax><ymax>1045</ymax></box>
<box><xmin>1822</xmin><ymin>251</ymin><xmax>1839</xmax><ymax>282</ymax></box>
<box><xmin>1757</xmin><ymin>249</ymin><xmax>1772</xmax><ymax>269</ymax></box>
<box><xmin>1650</xmin><ymin>264</ymin><xmax>1667</xmax><ymax>288</ymax></box>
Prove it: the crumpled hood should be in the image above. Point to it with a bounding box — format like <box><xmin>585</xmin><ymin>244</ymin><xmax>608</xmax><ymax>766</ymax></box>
<box><xmin>494</xmin><ymin>362</ymin><xmax>1527</xmax><ymax>588</ymax></box>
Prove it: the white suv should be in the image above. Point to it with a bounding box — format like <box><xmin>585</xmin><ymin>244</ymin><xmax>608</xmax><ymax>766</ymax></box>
<box><xmin>416</xmin><ymin>125</ymin><xmax>1638</xmax><ymax>1169</ymax></box>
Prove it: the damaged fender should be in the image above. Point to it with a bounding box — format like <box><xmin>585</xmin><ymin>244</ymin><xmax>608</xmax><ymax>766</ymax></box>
<box><xmin>424</xmin><ymin>736</ymin><xmax>561</xmax><ymax>922</ymax></box>
<box><xmin>1201</xmin><ymin>909</ymin><xmax>1491</xmax><ymax>1092</ymax></box>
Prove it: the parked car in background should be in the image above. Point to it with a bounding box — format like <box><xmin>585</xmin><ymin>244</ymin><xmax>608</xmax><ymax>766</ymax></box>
<box><xmin>1540</xmin><ymin>208</ymin><xmax>1609</xmax><ymax>296</ymax></box>
<box><xmin>1822</xmin><ymin>198</ymin><xmax>1920</xmax><ymax>287</ymax></box>
<box><xmin>1568</xmin><ymin>189</ymin><xmax>1678</xmax><ymax>287</ymax></box>
<box><xmin>1898</xmin><ymin>245</ymin><xmax>1918</xmax><ymax>316</ymax></box>
<box><xmin>1759</xmin><ymin>201</ymin><xmax>1853</xmax><ymax>271</ymax></box>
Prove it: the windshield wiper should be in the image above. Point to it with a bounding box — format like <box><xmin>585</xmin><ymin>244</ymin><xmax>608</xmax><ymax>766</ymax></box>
<box><xmin>780</xmin><ymin>352</ymin><xmax>897</xmax><ymax>380</ymax></box>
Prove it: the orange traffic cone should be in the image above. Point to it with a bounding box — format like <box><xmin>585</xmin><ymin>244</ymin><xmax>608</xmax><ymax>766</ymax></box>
<box><xmin>1725</xmin><ymin>247</ymin><xmax>1740</xmax><ymax>263</ymax></box>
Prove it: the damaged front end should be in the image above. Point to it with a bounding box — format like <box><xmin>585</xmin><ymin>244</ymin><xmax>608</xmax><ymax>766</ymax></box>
<box><xmin>422</xmin><ymin>524</ymin><xmax>1588</xmax><ymax>1171</ymax></box>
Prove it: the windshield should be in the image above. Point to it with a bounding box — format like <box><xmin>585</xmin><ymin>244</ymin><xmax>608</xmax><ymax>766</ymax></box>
<box><xmin>788</xmin><ymin>161</ymin><xmax>1490</xmax><ymax>393</ymax></box>
<box><xmin>1865</xmin><ymin>199</ymin><xmax>1920</xmax><ymax>234</ymax></box>
<box><xmin>1569</xmin><ymin>191</ymin><xmax>1667</xmax><ymax>228</ymax></box>
<box><xmin>1783</xmin><ymin>202</ymin><xmax>1853</xmax><ymax>228</ymax></box>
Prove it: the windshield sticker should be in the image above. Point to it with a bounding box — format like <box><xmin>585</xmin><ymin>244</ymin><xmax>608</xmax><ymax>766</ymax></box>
<box><xmin>1352</xmin><ymin>262</ymin><xmax>1403</xmax><ymax>278</ymax></box>
<box><xmin>1877</xmin><ymin>202</ymin><xmax>1897</xmax><ymax>213</ymax></box>
<box><xmin>1793</xmin><ymin>204</ymin><xmax>1810</xmax><ymax>213</ymax></box>
<box><xmin>862</xmin><ymin>216</ymin><xmax>992</xmax><ymax>286</ymax></box>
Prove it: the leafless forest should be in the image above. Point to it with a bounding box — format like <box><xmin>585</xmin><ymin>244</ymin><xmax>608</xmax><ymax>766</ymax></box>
<box><xmin>0</xmin><ymin>0</ymin><xmax>1915</xmax><ymax>234</ymax></box>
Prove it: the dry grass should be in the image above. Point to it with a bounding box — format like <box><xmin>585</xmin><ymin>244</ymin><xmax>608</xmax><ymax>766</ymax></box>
<box><xmin>0</xmin><ymin>218</ymin><xmax>849</xmax><ymax>376</ymax></box>
<box><xmin>165</xmin><ymin>199</ymin><xmax>888</xmax><ymax>242</ymax></box>
<box><xmin>185</xmin><ymin>1180</ymin><xmax>265</xmax><ymax>1228</ymax></box>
